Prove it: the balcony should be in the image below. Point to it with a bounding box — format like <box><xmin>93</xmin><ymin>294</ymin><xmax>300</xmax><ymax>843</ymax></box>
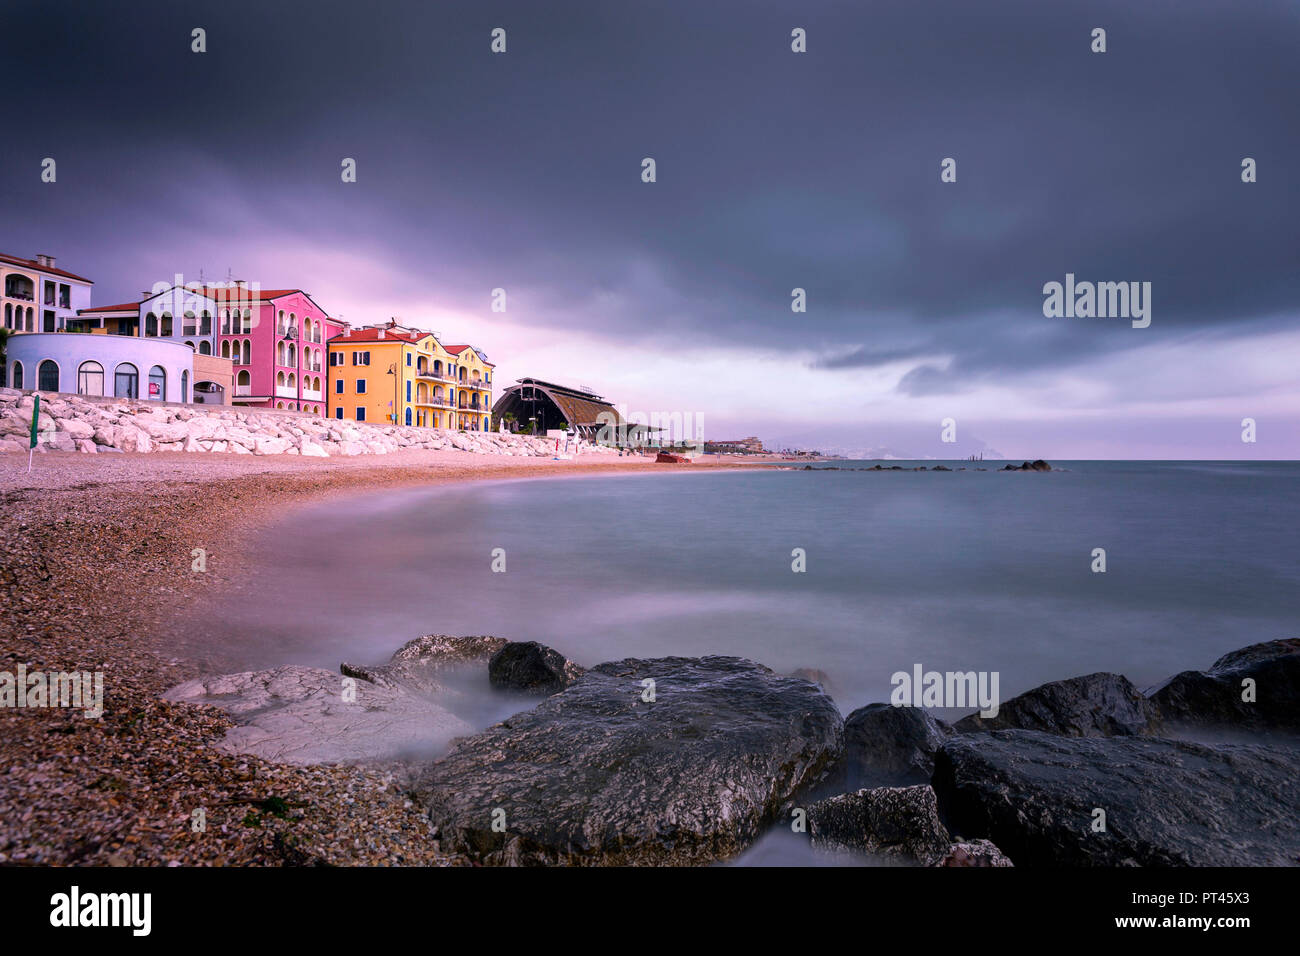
<box><xmin>275</xmin><ymin>384</ymin><xmax>297</xmax><ymax>399</ymax></box>
<box><xmin>302</xmin><ymin>388</ymin><xmax>323</xmax><ymax>402</ymax></box>
<box><xmin>416</xmin><ymin>397</ymin><xmax>454</xmax><ymax>408</ymax></box>
<box><xmin>416</xmin><ymin>369</ymin><xmax>455</xmax><ymax>383</ymax></box>
<box><xmin>235</xmin><ymin>384</ymin><xmax>252</xmax><ymax>397</ymax></box>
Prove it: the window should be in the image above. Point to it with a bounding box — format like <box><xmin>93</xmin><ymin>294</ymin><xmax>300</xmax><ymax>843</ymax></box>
<box><xmin>330</xmin><ymin>351</ymin><xmax>342</xmax><ymax>366</ymax></box>
<box><xmin>77</xmin><ymin>361</ymin><xmax>104</xmax><ymax>397</ymax></box>
<box><xmin>405</xmin><ymin>407</ymin><xmax>412</xmax><ymax>426</ymax></box>
<box><xmin>146</xmin><ymin>313</ymin><xmax>158</xmax><ymax>337</ymax></box>
<box><xmin>115</xmin><ymin>363</ymin><xmax>139</xmax><ymax>398</ymax></box>
<box><xmin>148</xmin><ymin>365</ymin><xmax>166</xmax><ymax>400</ymax></box>
<box><xmin>352</xmin><ymin>351</ymin><xmax>370</xmax><ymax>366</ymax></box>
<box><xmin>334</xmin><ymin>408</ymin><xmax>343</xmax><ymax>419</ymax></box>
<box><xmin>405</xmin><ymin>381</ymin><xmax>411</xmax><ymax>401</ymax></box>
<box><xmin>356</xmin><ymin>379</ymin><xmax>367</xmax><ymax>394</ymax></box>
<box><xmin>44</xmin><ymin>281</ymin><xmax>55</xmax><ymax>306</ymax></box>
<box><xmin>199</xmin><ymin>341</ymin><xmax>211</xmax><ymax>355</ymax></box>
<box><xmin>59</xmin><ymin>284</ymin><xmax>71</xmax><ymax>309</ymax></box>
<box><xmin>11</xmin><ymin>362</ymin><xmax>22</xmax><ymax>389</ymax></box>
<box><xmin>181</xmin><ymin>370</ymin><xmax>189</xmax><ymax>403</ymax></box>
<box><xmin>356</xmin><ymin>407</ymin><xmax>366</xmax><ymax>422</ymax></box>
<box><xmin>38</xmin><ymin>360</ymin><xmax>59</xmax><ymax>392</ymax></box>
<box><xmin>405</xmin><ymin>353</ymin><xmax>411</xmax><ymax>366</ymax></box>
<box><xmin>43</xmin><ymin>311</ymin><xmax>56</xmax><ymax>332</ymax></box>
<box><xmin>3</xmin><ymin>304</ymin><xmax>10</xmax><ymax>328</ymax></box>
<box><xmin>335</xmin><ymin>380</ymin><xmax>343</xmax><ymax>394</ymax></box>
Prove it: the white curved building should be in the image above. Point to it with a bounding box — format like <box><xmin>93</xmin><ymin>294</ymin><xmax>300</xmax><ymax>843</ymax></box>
<box><xmin>5</xmin><ymin>332</ymin><xmax>198</xmax><ymax>403</ymax></box>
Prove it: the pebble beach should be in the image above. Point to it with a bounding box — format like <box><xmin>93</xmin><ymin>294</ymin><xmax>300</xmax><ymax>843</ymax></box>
<box><xmin>0</xmin><ymin>448</ymin><xmax>738</xmax><ymax>866</ymax></box>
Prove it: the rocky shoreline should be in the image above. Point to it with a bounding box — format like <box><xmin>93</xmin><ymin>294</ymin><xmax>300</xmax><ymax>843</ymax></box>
<box><xmin>0</xmin><ymin>387</ymin><xmax>616</xmax><ymax>458</ymax></box>
<box><xmin>3</xmin><ymin>451</ymin><xmax>1294</xmax><ymax>867</ymax></box>
<box><xmin>174</xmin><ymin>632</ymin><xmax>1300</xmax><ymax>867</ymax></box>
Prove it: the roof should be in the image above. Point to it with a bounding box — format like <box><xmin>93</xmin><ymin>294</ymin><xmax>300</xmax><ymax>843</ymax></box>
<box><xmin>444</xmin><ymin>344</ymin><xmax>495</xmax><ymax>366</ymax></box>
<box><xmin>199</xmin><ymin>285</ymin><xmax>304</xmax><ymax>302</ymax></box>
<box><xmin>0</xmin><ymin>253</ymin><xmax>94</xmax><ymax>284</ymax></box>
<box><xmin>78</xmin><ymin>302</ymin><xmax>140</xmax><ymax>314</ymax></box>
<box><xmin>493</xmin><ymin>378</ymin><xmax>639</xmax><ymax>429</ymax></box>
<box><xmin>328</xmin><ymin>327</ymin><xmax>423</xmax><ymax>345</ymax></box>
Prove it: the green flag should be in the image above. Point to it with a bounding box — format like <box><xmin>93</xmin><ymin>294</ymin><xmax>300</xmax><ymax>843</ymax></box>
<box><xmin>28</xmin><ymin>393</ymin><xmax>39</xmax><ymax>450</ymax></box>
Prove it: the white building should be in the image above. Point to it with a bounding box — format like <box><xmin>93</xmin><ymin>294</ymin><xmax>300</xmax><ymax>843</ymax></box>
<box><xmin>6</xmin><ymin>332</ymin><xmax>197</xmax><ymax>403</ymax></box>
<box><xmin>74</xmin><ymin>283</ymin><xmax>221</xmax><ymax>354</ymax></box>
<box><xmin>1</xmin><ymin>253</ymin><xmax>94</xmax><ymax>333</ymax></box>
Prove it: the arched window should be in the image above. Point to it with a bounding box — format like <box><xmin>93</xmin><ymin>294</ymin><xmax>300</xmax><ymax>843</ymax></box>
<box><xmin>242</xmin><ymin>309</ymin><xmax>251</xmax><ymax>333</ymax></box>
<box><xmin>287</xmin><ymin>372</ymin><xmax>296</xmax><ymax>389</ymax></box>
<box><xmin>276</xmin><ymin>371</ymin><xmax>285</xmax><ymax>387</ymax></box>
<box><xmin>145</xmin><ymin>313</ymin><xmax>158</xmax><ymax>337</ymax></box>
<box><xmin>181</xmin><ymin>370</ymin><xmax>189</xmax><ymax>403</ymax></box>
<box><xmin>200</xmin><ymin>311</ymin><xmax>211</xmax><ymax>335</ymax></box>
<box><xmin>160</xmin><ymin>313</ymin><xmax>173</xmax><ymax>336</ymax></box>
<box><xmin>11</xmin><ymin>361</ymin><xmax>23</xmax><ymax>389</ymax></box>
<box><xmin>237</xmin><ymin>369</ymin><xmax>250</xmax><ymax>395</ymax></box>
<box><xmin>115</xmin><ymin>363</ymin><xmax>138</xmax><ymax>398</ymax></box>
<box><xmin>241</xmin><ymin>340</ymin><xmax>250</xmax><ymax>364</ymax></box>
<box><xmin>405</xmin><ymin>407</ymin><xmax>412</xmax><ymax>426</ymax></box>
<box><xmin>38</xmin><ymin>360</ymin><xmax>59</xmax><ymax>392</ymax></box>
<box><xmin>77</xmin><ymin>361</ymin><xmax>105</xmax><ymax>397</ymax></box>
<box><xmin>221</xmin><ymin>340</ymin><xmax>231</xmax><ymax>359</ymax></box>
<box><xmin>199</xmin><ymin>341</ymin><xmax>211</xmax><ymax>355</ymax></box>
<box><xmin>277</xmin><ymin>342</ymin><xmax>285</xmax><ymax>366</ymax></box>
<box><xmin>148</xmin><ymin>365</ymin><xmax>166</xmax><ymax>400</ymax></box>
<box><xmin>25</xmin><ymin>307</ymin><xmax>34</xmax><ymax>331</ymax></box>
<box><xmin>184</xmin><ymin>341</ymin><xmax>195</xmax><ymax>351</ymax></box>
<box><xmin>221</xmin><ymin>310</ymin><xmax>231</xmax><ymax>335</ymax></box>
<box><xmin>4</xmin><ymin>303</ymin><xmax>11</xmax><ymax>328</ymax></box>
<box><xmin>277</xmin><ymin>310</ymin><xmax>285</xmax><ymax>334</ymax></box>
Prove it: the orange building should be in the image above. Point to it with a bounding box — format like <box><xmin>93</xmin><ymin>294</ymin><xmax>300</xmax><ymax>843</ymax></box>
<box><xmin>327</xmin><ymin>322</ymin><xmax>494</xmax><ymax>429</ymax></box>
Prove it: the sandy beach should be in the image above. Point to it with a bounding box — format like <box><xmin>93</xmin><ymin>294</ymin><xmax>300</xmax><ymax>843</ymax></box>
<box><xmin>0</xmin><ymin>448</ymin><xmax>754</xmax><ymax>866</ymax></box>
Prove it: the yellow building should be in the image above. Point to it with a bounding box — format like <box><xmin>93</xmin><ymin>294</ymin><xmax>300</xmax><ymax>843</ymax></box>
<box><xmin>327</xmin><ymin>322</ymin><xmax>494</xmax><ymax>430</ymax></box>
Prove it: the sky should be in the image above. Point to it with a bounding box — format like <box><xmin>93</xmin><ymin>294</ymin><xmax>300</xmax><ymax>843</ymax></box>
<box><xmin>2</xmin><ymin>0</ymin><xmax>1297</xmax><ymax>458</ymax></box>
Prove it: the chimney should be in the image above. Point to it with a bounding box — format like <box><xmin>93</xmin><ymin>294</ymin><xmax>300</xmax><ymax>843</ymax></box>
<box><xmin>36</xmin><ymin>254</ymin><xmax>53</xmax><ymax>268</ymax></box>
<box><xmin>343</xmin><ymin>328</ymin><xmax>351</xmax><ymax>338</ymax></box>
<box><xmin>378</xmin><ymin>328</ymin><xmax>385</xmax><ymax>339</ymax></box>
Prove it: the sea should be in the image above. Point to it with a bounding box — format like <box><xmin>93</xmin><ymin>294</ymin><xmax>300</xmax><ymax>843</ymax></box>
<box><xmin>197</xmin><ymin>460</ymin><xmax>1299</xmax><ymax>710</ymax></box>
<box><xmin>181</xmin><ymin>459</ymin><xmax>1299</xmax><ymax>864</ymax></box>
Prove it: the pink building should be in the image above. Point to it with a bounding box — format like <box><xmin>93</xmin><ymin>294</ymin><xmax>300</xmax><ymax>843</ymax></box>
<box><xmin>208</xmin><ymin>282</ymin><xmax>346</xmax><ymax>416</ymax></box>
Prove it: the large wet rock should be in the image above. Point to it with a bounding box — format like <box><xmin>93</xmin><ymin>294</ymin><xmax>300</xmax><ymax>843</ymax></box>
<box><xmin>416</xmin><ymin>656</ymin><xmax>844</xmax><ymax>865</ymax></box>
<box><xmin>1146</xmin><ymin>639</ymin><xmax>1300</xmax><ymax>730</ymax></box>
<box><xmin>341</xmin><ymin>634</ymin><xmax>508</xmax><ymax>693</ymax></box>
<box><xmin>488</xmin><ymin>641</ymin><xmax>584</xmax><ymax>695</ymax></box>
<box><xmin>932</xmin><ymin>730</ymin><xmax>1300</xmax><ymax>866</ymax></box>
<box><xmin>954</xmin><ymin>673</ymin><xmax>1159</xmax><ymax>737</ymax></box>
<box><xmin>840</xmin><ymin>703</ymin><xmax>953</xmax><ymax>788</ymax></box>
<box><xmin>165</xmin><ymin>665</ymin><xmax>473</xmax><ymax>765</ymax></box>
<box><xmin>807</xmin><ymin>785</ymin><xmax>952</xmax><ymax>864</ymax></box>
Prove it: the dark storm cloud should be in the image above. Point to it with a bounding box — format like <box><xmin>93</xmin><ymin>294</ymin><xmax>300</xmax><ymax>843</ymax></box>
<box><xmin>2</xmin><ymin>0</ymin><xmax>1296</xmax><ymax>397</ymax></box>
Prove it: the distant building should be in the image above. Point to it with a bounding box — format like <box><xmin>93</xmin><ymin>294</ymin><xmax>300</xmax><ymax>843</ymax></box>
<box><xmin>1</xmin><ymin>253</ymin><xmax>94</xmax><ymax>334</ymax></box>
<box><xmin>492</xmin><ymin>378</ymin><xmax>658</xmax><ymax>446</ymax></box>
<box><xmin>327</xmin><ymin>321</ymin><xmax>493</xmax><ymax>429</ymax></box>
<box><xmin>703</xmin><ymin>436</ymin><xmax>765</xmax><ymax>455</ymax></box>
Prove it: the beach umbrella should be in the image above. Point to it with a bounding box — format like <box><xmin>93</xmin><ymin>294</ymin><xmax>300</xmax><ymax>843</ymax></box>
<box><xmin>27</xmin><ymin>393</ymin><xmax>39</xmax><ymax>473</ymax></box>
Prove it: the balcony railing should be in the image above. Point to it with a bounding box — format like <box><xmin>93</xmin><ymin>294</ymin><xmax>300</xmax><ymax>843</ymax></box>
<box><xmin>275</xmin><ymin>384</ymin><xmax>297</xmax><ymax>398</ymax></box>
<box><xmin>416</xmin><ymin>369</ymin><xmax>455</xmax><ymax>383</ymax></box>
<box><xmin>235</xmin><ymin>384</ymin><xmax>252</xmax><ymax>397</ymax></box>
<box><xmin>302</xmin><ymin>388</ymin><xmax>323</xmax><ymax>402</ymax></box>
